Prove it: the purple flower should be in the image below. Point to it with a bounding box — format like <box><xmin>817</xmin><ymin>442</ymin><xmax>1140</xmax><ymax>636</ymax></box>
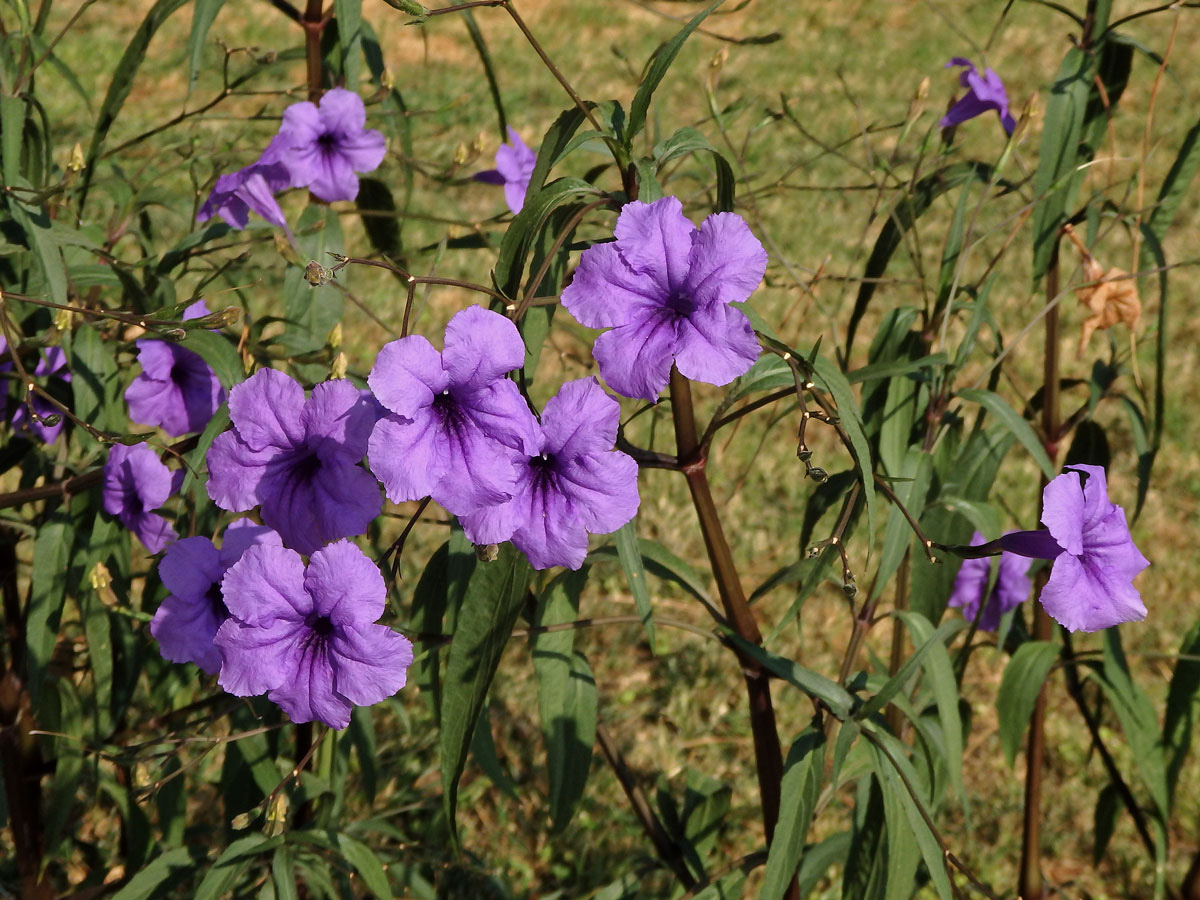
<box><xmin>461</xmin><ymin>378</ymin><xmax>640</xmax><ymax>570</ymax></box>
<box><xmin>561</xmin><ymin>197</ymin><xmax>767</xmax><ymax>401</ymax></box>
<box><xmin>367</xmin><ymin>305</ymin><xmax>539</xmax><ymax>516</ymax></box>
<box><xmin>125</xmin><ymin>300</ymin><xmax>227</xmax><ymax>437</ymax></box>
<box><xmin>998</xmin><ymin>465</ymin><xmax>1149</xmax><ymax>632</ymax></box>
<box><xmin>206</xmin><ymin>368</ymin><xmax>382</xmax><ymax>555</ymax></box>
<box><xmin>276</xmin><ymin>88</ymin><xmax>386</xmax><ymax>203</ymax></box>
<box><xmin>198</xmin><ymin>136</ymin><xmax>293</xmax><ymax>231</ymax></box>
<box><xmin>939</xmin><ymin>57</ymin><xmax>1016</xmax><ymax>136</ymax></box>
<box><xmin>475</xmin><ymin>127</ymin><xmax>537</xmax><ymax>214</ymax></box>
<box><xmin>214</xmin><ymin>540</ymin><xmax>413</xmax><ymax>729</ymax></box>
<box><xmin>102</xmin><ymin>443</ymin><xmax>181</xmax><ymax>553</ymax></box>
<box><xmin>10</xmin><ymin>346</ymin><xmax>72</xmax><ymax>444</ymax></box>
<box><xmin>151</xmin><ymin>519</ymin><xmax>283</xmax><ymax>673</ymax></box>
<box><xmin>948</xmin><ymin>531</ymin><xmax>1031</xmax><ymax>631</ymax></box>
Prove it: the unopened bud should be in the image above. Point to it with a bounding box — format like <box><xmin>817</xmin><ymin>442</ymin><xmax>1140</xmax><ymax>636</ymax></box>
<box><xmin>380</xmin><ymin>0</ymin><xmax>429</xmax><ymax>18</ymax></box>
<box><xmin>381</xmin><ymin>69</ymin><xmax>396</xmax><ymax>90</ymax></box>
<box><xmin>797</xmin><ymin>448</ymin><xmax>813</xmax><ymax>462</ymax></box>
<box><xmin>330</xmin><ymin>351</ymin><xmax>348</xmax><ymax>380</ymax></box>
<box><xmin>89</xmin><ymin>561</ymin><xmax>113</xmax><ymax>592</ymax></box>
<box><xmin>328</xmin><ymin>322</ymin><xmax>343</xmax><ymax>350</ymax></box>
<box><xmin>842</xmin><ymin>580</ymin><xmax>858</xmax><ymax>600</ymax></box>
<box><xmin>710</xmin><ymin>47</ymin><xmax>729</xmax><ymax>70</ymax></box>
<box><xmin>915</xmin><ymin>76</ymin><xmax>930</xmax><ymax>103</ymax></box>
<box><xmin>454</xmin><ymin>142</ymin><xmax>470</xmax><ymax>166</ymax></box>
<box><xmin>68</xmin><ymin>142</ymin><xmax>86</xmax><ymax>172</ymax></box>
<box><xmin>189</xmin><ymin>306</ymin><xmax>242</xmax><ymax>329</ymax></box>
<box><xmin>808</xmin><ymin>466</ymin><xmax>829</xmax><ymax>483</ymax></box>
<box><xmin>162</xmin><ymin>328</ymin><xmax>188</xmax><ymax>342</ymax></box>
<box><xmin>54</xmin><ymin>308</ymin><xmax>72</xmax><ymax>332</ymax></box>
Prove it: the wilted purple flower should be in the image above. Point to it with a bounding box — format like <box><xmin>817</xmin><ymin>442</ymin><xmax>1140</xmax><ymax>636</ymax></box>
<box><xmin>198</xmin><ymin>136</ymin><xmax>293</xmax><ymax>231</ymax></box>
<box><xmin>368</xmin><ymin>305</ymin><xmax>539</xmax><ymax>516</ymax></box>
<box><xmin>276</xmin><ymin>88</ymin><xmax>386</xmax><ymax>202</ymax></box>
<box><xmin>125</xmin><ymin>300</ymin><xmax>227</xmax><ymax>437</ymax></box>
<box><xmin>475</xmin><ymin>127</ymin><xmax>537</xmax><ymax>214</ymax></box>
<box><xmin>998</xmin><ymin>465</ymin><xmax>1149</xmax><ymax>632</ymax></box>
<box><xmin>561</xmin><ymin>197</ymin><xmax>767</xmax><ymax>401</ymax></box>
<box><xmin>214</xmin><ymin>540</ymin><xmax>413</xmax><ymax>729</ymax></box>
<box><xmin>10</xmin><ymin>346</ymin><xmax>73</xmax><ymax>444</ymax></box>
<box><xmin>206</xmin><ymin>369</ymin><xmax>382</xmax><ymax>555</ymax></box>
<box><xmin>151</xmin><ymin>519</ymin><xmax>282</xmax><ymax>673</ymax></box>
<box><xmin>939</xmin><ymin>57</ymin><xmax>1016</xmax><ymax>136</ymax></box>
<box><xmin>948</xmin><ymin>531</ymin><xmax>1031</xmax><ymax>631</ymax></box>
<box><xmin>102</xmin><ymin>443</ymin><xmax>181</xmax><ymax>553</ymax></box>
<box><xmin>461</xmin><ymin>378</ymin><xmax>640</xmax><ymax>570</ymax></box>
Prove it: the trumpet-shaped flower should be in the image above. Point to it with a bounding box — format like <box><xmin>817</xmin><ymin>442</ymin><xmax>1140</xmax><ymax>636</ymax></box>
<box><xmin>367</xmin><ymin>305</ymin><xmax>539</xmax><ymax>516</ymax></box>
<box><xmin>939</xmin><ymin>57</ymin><xmax>1016</xmax><ymax>135</ymax></box>
<box><xmin>561</xmin><ymin>197</ymin><xmax>767</xmax><ymax>401</ymax></box>
<box><xmin>461</xmin><ymin>378</ymin><xmax>640</xmax><ymax>570</ymax></box>
<box><xmin>102</xmin><ymin>443</ymin><xmax>181</xmax><ymax>553</ymax></box>
<box><xmin>206</xmin><ymin>369</ymin><xmax>382</xmax><ymax>555</ymax></box>
<box><xmin>125</xmin><ymin>300</ymin><xmax>227</xmax><ymax>436</ymax></box>
<box><xmin>998</xmin><ymin>465</ymin><xmax>1149</xmax><ymax>632</ymax></box>
<box><xmin>198</xmin><ymin>136</ymin><xmax>292</xmax><ymax>231</ymax></box>
<box><xmin>475</xmin><ymin>127</ymin><xmax>537</xmax><ymax>214</ymax></box>
<box><xmin>151</xmin><ymin>519</ymin><xmax>282</xmax><ymax>673</ymax></box>
<box><xmin>948</xmin><ymin>531</ymin><xmax>1031</xmax><ymax>631</ymax></box>
<box><xmin>276</xmin><ymin>88</ymin><xmax>386</xmax><ymax>202</ymax></box>
<box><xmin>214</xmin><ymin>540</ymin><xmax>413</xmax><ymax>729</ymax></box>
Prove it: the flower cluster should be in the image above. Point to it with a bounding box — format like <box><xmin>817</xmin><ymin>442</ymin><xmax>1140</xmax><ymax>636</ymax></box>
<box><xmin>199</xmin><ymin>88</ymin><xmax>385</xmax><ymax>233</ymax></box>
<box><xmin>125</xmin><ymin>300</ymin><xmax>226</xmax><ymax>436</ymax></box>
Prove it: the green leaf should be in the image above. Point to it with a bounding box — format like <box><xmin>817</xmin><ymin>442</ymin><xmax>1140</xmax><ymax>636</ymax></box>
<box><xmin>492</xmin><ymin>175</ymin><xmax>598</xmax><ymax>299</ymax></box>
<box><xmin>1093</xmin><ymin>782</ymin><xmax>1121</xmax><ymax>865</ymax></box>
<box><xmin>996</xmin><ymin>640</ymin><xmax>1059</xmax><ymax>767</ymax></box>
<box><xmin>808</xmin><ymin>348</ymin><xmax>877</xmax><ymax>543</ymax></box>
<box><xmin>67</xmin><ymin>322</ymin><xmax>123</xmax><ymax>438</ymax></box>
<box><xmin>26</xmin><ymin>515</ymin><xmax>75</xmax><ymax>706</ymax></box>
<box><xmin>177</xmin><ymin>329</ymin><xmax>245</xmax><ymax>390</ymax></box>
<box><xmin>652</xmin><ymin>126</ymin><xmax>736</xmax><ymax>211</ymax></box>
<box><xmin>956</xmin><ymin>388</ymin><xmax>1055</xmax><ymax>480</ymax></box>
<box><xmin>867</xmin><ymin>729</ymin><xmax>953</xmax><ymax>900</ymax></box>
<box><xmin>722</xmin><ymin>632</ymin><xmax>854</xmax><ymax>720</ymax></box>
<box><xmin>282</xmin><ymin>205</ymin><xmax>344</xmax><ymax>367</ymax></box>
<box><xmin>272</xmin><ymin>848</ymin><xmax>300</xmax><ymax>900</ymax></box>
<box><xmin>333</xmin><ymin>0</ymin><xmax>363</xmax><ymax>88</ymax></box>
<box><xmin>187</xmin><ymin>0</ymin><xmax>226</xmax><ymax>89</ymax></box>
<box><xmin>796</xmin><ymin>831</ymin><xmax>852</xmax><ymax>899</ymax></box>
<box><xmin>0</xmin><ymin>94</ymin><xmax>25</xmax><ymax>187</ymax></box>
<box><xmin>1163</xmin><ymin>622</ymin><xmax>1200</xmax><ymax>802</ymax></box>
<box><xmin>410</xmin><ymin>541</ymin><xmax>450</xmax><ymax>717</ymax></box>
<box><xmin>893</xmin><ymin>610</ymin><xmax>964</xmax><ymax>802</ymax></box>
<box><xmin>336</xmin><ymin>833</ymin><xmax>392</xmax><ymax>900</ymax></box>
<box><xmin>110</xmin><ymin>847</ymin><xmax>199</xmax><ymax>900</ymax></box>
<box><xmin>180</xmin><ymin>402</ymin><xmax>229</xmax><ymax>504</ymax></box>
<box><xmin>627</xmin><ymin>0</ymin><xmax>724</xmax><ymax>143</ymax></box>
<box><xmin>857</xmin><ymin>617</ymin><xmax>966</xmax><ymax>721</ymax></box>
<box><xmin>1144</xmin><ymin>118</ymin><xmax>1200</xmax><ymax>247</ymax></box>
<box><xmin>440</xmin><ymin>544</ymin><xmax>533</xmax><ymax>844</ymax></box>
<box><xmin>1031</xmin><ymin>48</ymin><xmax>1090</xmax><ymax>282</ymax></box>
<box><xmin>534</xmin><ymin>569</ymin><xmax>597</xmax><ymax>831</ymax></box>
<box><xmin>613</xmin><ymin>519</ymin><xmax>655</xmax><ymax>651</ymax></box>
<box><xmin>1098</xmin><ymin>629</ymin><xmax>1169</xmax><ymax>820</ymax></box>
<box><xmin>78</xmin><ymin>0</ymin><xmax>190</xmax><ymax>210</ymax></box>
<box><xmin>761</xmin><ymin>728</ymin><xmax>825</xmax><ymax>900</ymax></box>
<box><xmin>356</xmin><ymin>177</ymin><xmax>402</xmax><ymax>260</ymax></box>
<box><xmin>457</xmin><ymin>5</ymin><xmax>506</xmax><ymax>138</ymax></box>
<box><xmin>195</xmin><ymin>835</ymin><xmax>283</xmax><ymax>900</ymax></box>
<box><xmin>870</xmin><ymin>450</ymin><xmax>931</xmax><ymax>604</ymax></box>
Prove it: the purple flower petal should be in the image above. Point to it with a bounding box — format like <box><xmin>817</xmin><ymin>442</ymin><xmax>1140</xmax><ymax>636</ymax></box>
<box><xmin>102</xmin><ymin>443</ymin><xmax>180</xmax><ymax>552</ymax></box>
<box><xmin>592</xmin><ymin>309</ymin><xmax>679</xmax><ymax>401</ymax></box>
<box><xmin>221</xmin><ymin>544</ymin><xmax>309</xmax><ymax>627</ymax></box>
<box><xmin>612</xmin><ymin>196</ymin><xmax>696</xmax><ymax>294</ymax></box>
<box><xmin>441</xmin><ymin>306</ymin><xmax>527</xmax><ymax>391</ymax></box>
<box><xmin>228</xmin><ymin>368</ymin><xmax>306</xmax><ymax>452</ymax></box>
<box><xmin>206</xmin><ymin>431</ymin><xmax>278</xmax><ymax>511</ymax></box>
<box><xmin>304</xmin><ymin>539</ymin><xmax>387</xmax><ymax>625</ymax></box>
<box><xmin>368</xmin><ymin>412</ymin><xmax>449</xmax><ymax>504</ymax></box>
<box><xmin>541</xmin><ymin>377</ymin><xmax>619</xmax><ymax>459</ymax></box>
<box><xmin>329</xmin><ymin>622</ymin><xmax>413</xmax><ymax>708</ymax></box>
<box><xmin>1041</xmin><ymin>468</ymin><xmax>1087</xmax><ymax>555</ymax></box>
<box><xmin>256</xmin><ymin>451</ymin><xmax>381</xmax><ymax>556</ymax></box>
<box><xmin>302</xmin><ymin>379</ymin><xmax>376</xmax><ymax>462</ymax></box>
<box><xmin>368</xmin><ymin>336</ymin><xmax>445</xmax><ymax>419</ymax></box>
<box><xmin>673</xmin><ymin>301</ymin><xmax>760</xmax><ymax>387</ymax></box>
<box><xmin>561</xmin><ymin>241</ymin><xmax>665</xmax><ymax>329</ymax></box>
<box><xmin>684</xmin><ymin>211</ymin><xmax>768</xmax><ymax>307</ymax></box>
<box><xmin>216</xmin><ymin>615</ymin><xmax>305</xmax><ymax>696</ymax></box>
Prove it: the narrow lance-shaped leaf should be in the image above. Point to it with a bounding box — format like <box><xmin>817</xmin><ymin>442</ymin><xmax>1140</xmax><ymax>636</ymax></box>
<box><xmin>996</xmin><ymin>640</ymin><xmax>1060</xmax><ymax>767</ymax></box>
<box><xmin>440</xmin><ymin>544</ymin><xmax>533</xmax><ymax>844</ymax></box>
